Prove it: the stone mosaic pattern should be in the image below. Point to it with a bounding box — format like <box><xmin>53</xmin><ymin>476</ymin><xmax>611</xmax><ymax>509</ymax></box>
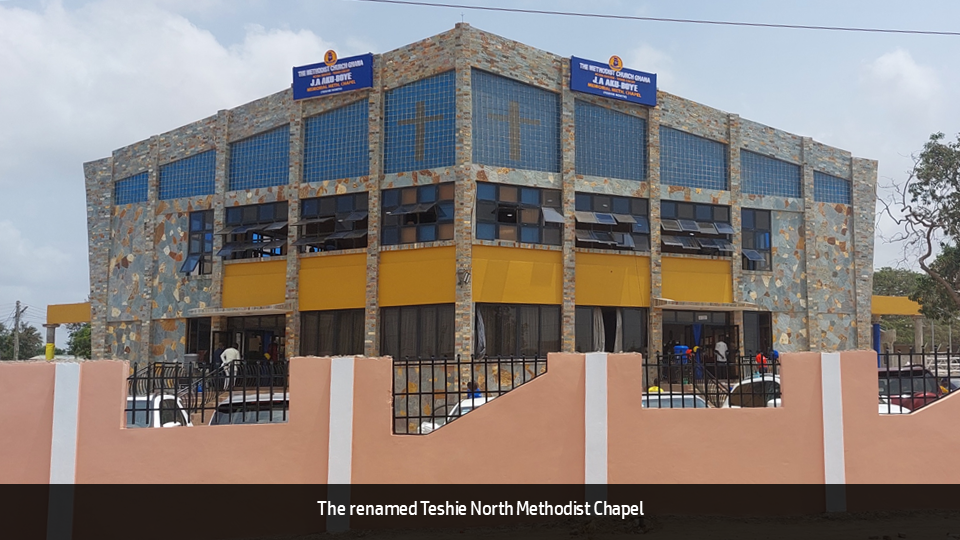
<box><xmin>84</xmin><ymin>23</ymin><xmax>877</xmax><ymax>363</ymax></box>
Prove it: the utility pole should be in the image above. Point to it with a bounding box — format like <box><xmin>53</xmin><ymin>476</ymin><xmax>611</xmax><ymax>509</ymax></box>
<box><xmin>13</xmin><ymin>301</ymin><xmax>27</xmax><ymax>361</ymax></box>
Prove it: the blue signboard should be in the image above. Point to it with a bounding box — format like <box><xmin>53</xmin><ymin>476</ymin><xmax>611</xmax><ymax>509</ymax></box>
<box><xmin>570</xmin><ymin>56</ymin><xmax>657</xmax><ymax>107</ymax></box>
<box><xmin>293</xmin><ymin>51</ymin><xmax>373</xmax><ymax>101</ymax></box>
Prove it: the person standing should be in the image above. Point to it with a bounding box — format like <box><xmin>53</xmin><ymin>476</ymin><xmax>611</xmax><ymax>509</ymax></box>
<box><xmin>714</xmin><ymin>336</ymin><xmax>728</xmax><ymax>378</ymax></box>
<box><xmin>221</xmin><ymin>343</ymin><xmax>241</xmax><ymax>390</ymax></box>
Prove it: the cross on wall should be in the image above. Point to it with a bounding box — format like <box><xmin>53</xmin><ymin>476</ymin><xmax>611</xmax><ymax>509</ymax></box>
<box><xmin>488</xmin><ymin>100</ymin><xmax>540</xmax><ymax>162</ymax></box>
<box><xmin>398</xmin><ymin>101</ymin><xmax>443</xmax><ymax>162</ymax></box>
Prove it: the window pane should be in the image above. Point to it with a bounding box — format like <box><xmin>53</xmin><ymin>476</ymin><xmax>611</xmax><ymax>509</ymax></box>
<box><xmin>661</xmin><ymin>201</ymin><xmax>676</xmax><ymax>219</ymax></box>
<box><xmin>381</xmin><ymin>308</ymin><xmax>399</xmax><ymax>360</ymax></box>
<box><xmin>520</xmin><ymin>226</ymin><xmax>540</xmax><ymax>244</ymax></box>
<box><xmin>499</xmin><ymin>224</ymin><xmax>517</xmax><ymax>241</ymax></box>
<box><xmin>499</xmin><ymin>185</ymin><xmax>517</xmax><ymax>203</ymax></box>
<box><xmin>317</xmin><ymin>311</ymin><xmax>336</xmax><ymax>356</ymax></box>
<box><xmin>399</xmin><ymin>306</ymin><xmax>418</xmax><ymax>359</ymax></box>
<box><xmin>300</xmin><ymin>312</ymin><xmax>318</xmax><ymax>355</ymax></box>
<box><xmin>477</xmin><ymin>182</ymin><xmax>497</xmax><ymax>201</ymax></box>
<box><xmin>519</xmin><ymin>306</ymin><xmax>539</xmax><ymax>356</ymax></box>
<box><xmin>419</xmin><ymin>306</ymin><xmax>438</xmax><ymax>358</ymax></box>
<box><xmin>476</xmin><ymin>223</ymin><xmax>496</xmax><ymax>240</ymax></box>
<box><xmin>575</xmin><ymin>306</ymin><xmax>592</xmax><ymax>353</ymax></box>
<box><xmin>540</xmin><ymin>306</ymin><xmax>560</xmax><ymax>356</ymax></box>
<box><xmin>438</xmin><ymin>304</ymin><xmax>454</xmax><ymax>358</ymax></box>
<box><xmin>499</xmin><ymin>305</ymin><xmax>517</xmax><ymax>357</ymax></box>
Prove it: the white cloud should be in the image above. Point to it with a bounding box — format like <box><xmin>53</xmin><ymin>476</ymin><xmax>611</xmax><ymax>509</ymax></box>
<box><xmin>860</xmin><ymin>49</ymin><xmax>943</xmax><ymax>123</ymax></box>
<box><xmin>624</xmin><ymin>43</ymin><xmax>677</xmax><ymax>92</ymax></box>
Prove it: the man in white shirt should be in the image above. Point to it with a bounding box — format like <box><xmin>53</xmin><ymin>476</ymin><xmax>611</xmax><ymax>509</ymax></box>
<box><xmin>714</xmin><ymin>337</ymin><xmax>728</xmax><ymax>378</ymax></box>
<box><xmin>221</xmin><ymin>344</ymin><xmax>241</xmax><ymax>389</ymax></box>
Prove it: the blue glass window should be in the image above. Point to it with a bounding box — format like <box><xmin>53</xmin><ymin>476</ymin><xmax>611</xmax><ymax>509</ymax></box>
<box><xmin>181</xmin><ymin>210</ymin><xmax>214</xmax><ymax>275</ymax></box>
<box><xmin>660</xmin><ymin>126</ymin><xmax>728</xmax><ymax>190</ymax></box>
<box><xmin>303</xmin><ymin>100</ymin><xmax>369</xmax><ymax>183</ymax></box>
<box><xmin>114</xmin><ymin>172</ymin><xmax>148</xmax><ymax>205</ymax></box>
<box><xmin>228</xmin><ymin>125</ymin><xmax>290</xmax><ymax>191</ymax></box>
<box><xmin>380</xmin><ymin>183</ymin><xmax>455</xmax><ymax>246</ymax></box>
<box><xmin>475</xmin><ymin>182</ymin><xmax>563</xmax><ymax>246</ymax></box>
<box><xmin>575</xmin><ymin>101</ymin><xmax>646</xmax><ymax>181</ymax></box>
<box><xmin>159</xmin><ymin>151</ymin><xmax>216</xmax><ymax>200</ymax></box>
<box><xmin>742</xmin><ymin>208</ymin><xmax>772</xmax><ymax>271</ymax></box>
<box><xmin>472</xmin><ymin>70</ymin><xmax>560</xmax><ymax>172</ymax></box>
<box><xmin>384</xmin><ymin>71</ymin><xmax>456</xmax><ymax>173</ymax></box>
<box><xmin>741</xmin><ymin>150</ymin><xmax>801</xmax><ymax>198</ymax></box>
<box><xmin>574</xmin><ymin>193</ymin><xmax>649</xmax><ymax>252</ymax></box>
<box><xmin>814</xmin><ymin>171</ymin><xmax>851</xmax><ymax>204</ymax></box>
<box><xmin>297</xmin><ymin>192</ymin><xmax>369</xmax><ymax>253</ymax></box>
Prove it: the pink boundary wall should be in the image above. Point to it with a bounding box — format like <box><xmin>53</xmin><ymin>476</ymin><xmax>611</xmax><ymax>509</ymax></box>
<box><xmin>1</xmin><ymin>351</ymin><xmax>959</xmax><ymax>485</ymax></box>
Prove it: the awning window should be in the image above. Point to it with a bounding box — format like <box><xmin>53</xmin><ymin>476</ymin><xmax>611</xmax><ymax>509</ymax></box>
<box><xmin>542</xmin><ymin>207</ymin><xmax>565</xmax><ymax>224</ymax></box>
<box><xmin>661</xmin><ymin>219</ymin><xmax>682</xmax><ymax>232</ymax></box>
<box><xmin>742</xmin><ymin>249</ymin><xmax>766</xmax><ymax>261</ymax></box>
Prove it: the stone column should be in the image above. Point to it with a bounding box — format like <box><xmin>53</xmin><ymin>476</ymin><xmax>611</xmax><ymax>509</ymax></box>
<box><xmin>364</xmin><ymin>57</ymin><xmax>385</xmax><ymax>357</ymax></box>
<box><xmin>852</xmin><ymin>157</ymin><xmax>878</xmax><ymax>350</ymax></box>
<box><xmin>800</xmin><ymin>137</ymin><xmax>819</xmax><ymax>350</ymax></box>
<box><xmin>560</xmin><ymin>60</ymin><xmax>577</xmax><ymax>352</ymax></box>
<box><xmin>453</xmin><ymin>48</ymin><xmax>474</xmax><ymax>361</ymax></box>
<box><xmin>284</xmin><ymin>99</ymin><xmax>304</xmax><ymax>358</ymax></box>
<box><xmin>84</xmin><ymin>158</ymin><xmax>114</xmax><ymax>360</ymax></box>
<box><xmin>142</xmin><ymin>135</ymin><xmax>160</xmax><ymax>364</ymax></box>
<box><xmin>647</xmin><ymin>106</ymin><xmax>662</xmax><ymax>355</ymax></box>
<box><xmin>727</xmin><ymin>114</ymin><xmax>744</xmax><ymax>357</ymax></box>
<box><xmin>210</xmin><ymin>110</ymin><xmax>231</xmax><ymax>310</ymax></box>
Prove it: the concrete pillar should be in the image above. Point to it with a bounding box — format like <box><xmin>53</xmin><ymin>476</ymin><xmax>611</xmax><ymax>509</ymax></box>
<box><xmin>914</xmin><ymin>316</ymin><xmax>924</xmax><ymax>352</ymax></box>
<box><xmin>43</xmin><ymin>324</ymin><xmax>59</xmax><ymax>360</ymax></box>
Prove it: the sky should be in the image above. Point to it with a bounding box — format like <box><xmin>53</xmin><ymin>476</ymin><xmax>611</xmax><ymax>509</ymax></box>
<box><xmin>1</xmin><ymin>0</ymin><xmax>959</xmax><ymax>344</ymax></box>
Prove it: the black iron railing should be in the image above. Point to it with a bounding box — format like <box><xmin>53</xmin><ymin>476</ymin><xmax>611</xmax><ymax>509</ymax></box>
<box><xmin>125</xmin><ymin>360</ymin><xmax>289</xmax><ymax>428</ymax></box>
<box><xmin>878</xmin><ymin>351</ymin><xmax>959</xmax><ymax>414</ymax></box>
<box><xmin>392</xmin><ymin>355</ymin><xmax>548</xmax><ymax>435</ymax></box>
<box><xmin>645</xmin><ymin>353</ymin><xmax>781</xmax><ymax>409</ymax></box>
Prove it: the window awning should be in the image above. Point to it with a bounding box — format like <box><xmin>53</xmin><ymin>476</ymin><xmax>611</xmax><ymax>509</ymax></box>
<box><xmin>292</xmin><ymin>216</ymin><xmax>334</xmax><ymax>226</ymax></box>
<box><xmin>715</xmin><ymin>222</ymin><xmax>735</xmax><ymax>234</ymax></box>
<box><xmin>574</xmin><ymin>211</ymin><xmax>598</xmax><ymax>224</ymax></box>
<box><xmin>654</xmin><ymin>298</ymin><xmax>760</xmax><ymax>312</ymax></box>
<box><xmin>188</xmin><ymin>301</ymin><xmax>295</xmax><ymax>317</ymax></box>
<box><xmin>541</xmin><ymin>207</ymin><xmax>565</xmax><ymax>224</ymax></box>
<box><xmin>742</xmin><ymin>249</ymin><xmax>766</xmax><ymax>261</ymax></box>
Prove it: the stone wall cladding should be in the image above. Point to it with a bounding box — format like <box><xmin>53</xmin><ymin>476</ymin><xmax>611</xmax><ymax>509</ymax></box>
<box><xmin>658</xmin><ymin>92</ymin><xmax>729</xmax><ymax>143</ymax></box>
<box><xmin>739</xmin><ymin>118</ymin><xmax>802</xmax><ymax>164</ymax></box>
<box><xmin>84</xmin><ymin>23</ymin><xmax>878</xmax><ymax>362</ymax></box>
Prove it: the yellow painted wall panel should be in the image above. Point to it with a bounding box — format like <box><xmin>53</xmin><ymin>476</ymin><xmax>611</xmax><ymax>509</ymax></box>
<box><xmin>661</xmin><ymin>257</ymin><xmax>732</xmax><ymax>303</ymax></box>
<box><xmin>575</xmin><ymin>253</ymin><xmax>650</xmax><ymax>307</ymax></box>
<box><xmin>871</xmin><ymin>295</ymin><xmax>921</xmax><ymax>316</ymax></box>
<box><xmin>47</xmin><ymin>302</ymin><xmax>92</xmax><ymax>325</ymax></box>
<box><xmin>379</xmin><ymin>247</ymin><xmax>456</xmax><ymax>307</ymax></box>
<box><xmin>222</xmin><ymin>260</ymin><xmax>287</xmax><ymax>308</ymax></box>
<box><xmin>299</xmin><ymin>254</ymin><xmax>367</xmax><ymax>311</ymax></box>
<box><xmin>472</xmin><ymin>245</ymin><xmax>562</xmax><ymax>305</ymax></box>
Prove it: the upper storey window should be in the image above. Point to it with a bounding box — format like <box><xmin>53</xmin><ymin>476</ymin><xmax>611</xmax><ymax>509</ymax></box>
<box><xmin>384</xmin><ymin>71</ymin><xmax>456</xmax><ymax>174</ymax></box>
<box><xmin>476</xmin><ymin>182</ymin><xmax>563</xmax><ymax>246</ymax></box>
<box><xmin>814</xmin><ymin>172</ymin><xmax>852</xmax><ymax>205</ymax></box>
<box><xmin>159</xmin><ymin>150</ymin><xmax>216</xmax><ymax>200</ymax></box>
<box><xmin>472</xmin><ymin>70</ymin><xmax>560</xmax><ymax>173</ymax></box>
<box><xmin>381</xmin><ymin>183</ymin><xmax>455</xmax><ymax>245</ymax></box>
<box><xmin>303</xmin><ymin>101</ymin><xmax>370</xmax><ymax>183</ymax></box>
<box><xmin>741</xmin><ymin>150</ymin><xmax>801</xmax><ymax>198</ymax></box>
<box><xmin>296</xmin><ymin>192</ymin><xmax>368</xmax><ymax>253</ymax></box>
<box><xmin>660</xmin><ymin>127</ymin><xmax>728</xmax><ymax>191</ymax></box>
<box><xmin>228</xmin><ymin>125</ymin><xmax>290</xmax><ymax>191</ymax></box>
<box><xmin>575</xmin><ymin>101</ymin><xmax>647</xmax><ymax>181</ymax></box>
<box><xmin>574</xmin><ymin>193</ymin><xmax>650</xmax><ymax>252</ymax></box>
<box><xmin>660</xmin><ymin>200</ymin><xmax>733</xmax><ymax>257</ymax></box>
<box><xmin>114</xmin><ymin>172</ymin><xmax>148</xmax><ymax>205</ymax></box>
<box><xmin>218</xmin><ymin>201</ymin><xmax>288</xmax><ymax>259</ymax></box>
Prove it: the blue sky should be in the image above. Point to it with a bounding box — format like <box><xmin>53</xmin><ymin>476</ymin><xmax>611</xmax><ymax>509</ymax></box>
<box><xmin>1</xmin><ymin>0</ymin><xmax>958</xmax><ymax>341</ymax></box>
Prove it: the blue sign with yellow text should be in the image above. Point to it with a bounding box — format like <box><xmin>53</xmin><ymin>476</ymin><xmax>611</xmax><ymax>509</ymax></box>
<box><xmin>293</xmin><ymin>51</ymin><xmax>373</xmax><ymax>101</ymax></box>
<box><xmin>570</xmin><ymin>56</ymin><xmax>657</xmax><ymax>107</ymax></box>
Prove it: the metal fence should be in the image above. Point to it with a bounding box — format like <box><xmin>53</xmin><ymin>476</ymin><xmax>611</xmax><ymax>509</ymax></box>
<box><xmin>125</xmin><ymin>360</ymin><xmax>289</xmax><ymax>428</ymax></box>
<box><xmin>644</xmin><ymin>352</ymin><xmax>781</xmax><ymax>408</ymax></box>
<box><xmin>878</xmin><ymin>351</ymin><xmax>960</xmax><ymax>414</ymax></box>
<box><xmin>393</xmin><ymin>355</ymin><xmax>548</xmax><ymax>435</ymax></box>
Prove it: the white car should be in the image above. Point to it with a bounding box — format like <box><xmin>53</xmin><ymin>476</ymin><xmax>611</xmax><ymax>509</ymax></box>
<box><xmin>420</xmin><ymin>395</ymin><xmax>496</xmax><ymax>434</ymax></box>
<box><xmin>125</xmin><ymin>394</ymin><xmax>192</xmax><ymax>428</ymax></box>
<box><xmin>209</xmin><ymin>392</ymin><xmax>289</xmax><ymax>425</ymax></box>
<box><xmin>879</xmin><ymin>397</ymin><xmax>911</xmax><ymax>415</ymax></box>
<box><xmin>641</xmin><ymin>393</ymin><xmax>708</xmax><ymax>408</ymax></box>
<box><xmin>720</xmin><ymin>374</ymin><xmax>781</xmax><ymax>408</ymax></box>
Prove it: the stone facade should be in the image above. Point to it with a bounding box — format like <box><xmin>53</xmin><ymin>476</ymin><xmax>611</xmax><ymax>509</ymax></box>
<box><xmin>84</xmin><ymin>24</ymin><xmax>876</xmax><ymax>363</ymax></box>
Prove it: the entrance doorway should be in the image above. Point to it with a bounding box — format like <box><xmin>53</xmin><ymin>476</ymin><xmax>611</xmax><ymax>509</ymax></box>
<box><xmin>214</xmin><ymin>315</ymin><xmax>287</xmax><ymax>361</ymax></box>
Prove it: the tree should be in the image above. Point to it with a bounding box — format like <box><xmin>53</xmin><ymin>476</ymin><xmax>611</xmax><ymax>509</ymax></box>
<box><xmin>0</xmin><ymin>322</ymin><xmax>45</xmax><ymax>360</ymax></box>
<box><xmin>66</xmin><ymin>322</ymin><xmax>92</xmax><ymax>359</ymax></box>
<box><xmin>882</xmin><ymin>132</ymin><xmax>960</xmax><ymax>319</ymax></box>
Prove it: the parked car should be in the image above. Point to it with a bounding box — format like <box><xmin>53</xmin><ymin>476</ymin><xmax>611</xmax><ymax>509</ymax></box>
<box><xmin>720</xmin><ymin>374</ymin><xmax>781</xmax><ymax>408</ymax></box>
<box><xmin>125</xmin><ymin>394</ymin><xmax>192</xmax><ymax>428</ymax></box>
<box><xmin>209</xmin><ymin>392</ymin><xmax>289</xmax><ymax>425</ymax></box>
<box><xmin>879</xmin><ymin>397</ymin><xmax>911</xmax><ymax>415</ymax></box>
<box><xmin>877</xmin><ymin>364</ymin><xmax>940</xmax><ymax>411</ymax></box>
<box><xmin>420</xmin><ymin>395</ymin><xmax>496</xmax><ymax>434</ymax></box>
<box><xmin>641</xmin><ymin>393</ymin><xmax>708</xmax><ymax>408</ymax></box>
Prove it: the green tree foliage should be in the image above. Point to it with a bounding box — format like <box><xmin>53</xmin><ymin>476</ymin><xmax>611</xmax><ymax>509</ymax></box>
<box><xmin>884</xmin><ymin>132</ymin><xmax>960</xmax><ymax>318</ymax></box>
<box><xmin>0</xmin><ymin>322</ymin><xmax>45</xmax><ymax>360</ymax></box>
<box><xmin>66</xmin><ymin>322</ymin><xmax>92</xmax><ymax>359</ymax></box>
